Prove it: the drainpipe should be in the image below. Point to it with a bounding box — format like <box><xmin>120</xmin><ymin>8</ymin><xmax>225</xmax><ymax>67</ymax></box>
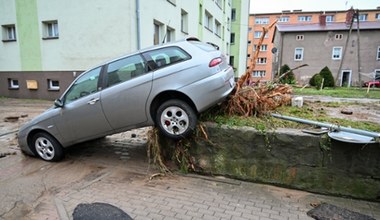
<box><xmin>136</xmin><ymin>0</ymin><xmax>141</xmax><ymax>50</ymax></box>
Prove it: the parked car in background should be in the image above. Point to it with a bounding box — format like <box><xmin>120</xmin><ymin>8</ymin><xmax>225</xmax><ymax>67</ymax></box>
<box><xmin>18</xmin><ymin>38</ymin><xmax>235</xmax><ymax>162</ymax></box>
<box><xmin>363</xmin><ymin>81</ymin><xmax>380</xmax><ymax>87</ymax></box>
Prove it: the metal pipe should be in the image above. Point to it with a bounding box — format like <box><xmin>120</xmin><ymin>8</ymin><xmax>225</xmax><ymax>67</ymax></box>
<box><xmin>135</xmin><ymin>0</ymin><xmax>141</xmax><ymax>50</ymax></box>
<box><xmin>272</xmin><ymin>113</ymin><xmax>380</xmax><ymax>138</ymax></box>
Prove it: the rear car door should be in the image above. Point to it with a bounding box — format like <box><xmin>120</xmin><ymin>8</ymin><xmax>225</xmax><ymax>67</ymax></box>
<box><xmin>54</xmin><ymin>67</ymin><xmax>113</xmax><ymax>144</ymax></box>
<box><xmin>100</xmin><ymin>54</ymin><xmax>153</xmax><ymax>132</ymax></box>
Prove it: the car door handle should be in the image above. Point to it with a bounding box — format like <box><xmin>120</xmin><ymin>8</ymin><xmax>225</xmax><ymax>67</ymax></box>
<box><xmin>87</xmin><ymin>98</ymin><xmax>100</xmax><ymax>105</ymax></box>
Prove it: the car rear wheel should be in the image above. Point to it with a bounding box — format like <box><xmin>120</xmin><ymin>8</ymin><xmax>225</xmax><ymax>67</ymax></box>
<box><xmin>156</xmin><ymin>99</ymin><xmax>197</xmax><ymax>140</ymax></box>
<box><xmin>32</xmin><ymin>132</ymin><xmax>64</xmax><ymax>162</ymax></box>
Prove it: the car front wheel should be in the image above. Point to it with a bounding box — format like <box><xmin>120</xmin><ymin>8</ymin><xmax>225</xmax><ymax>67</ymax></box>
<box><xmin>32</xmin><ymin>132</ymin><xmax>64</xmax><ymax>162</ymax></box>
<box><xmin>156</xmin><ymin>99</ymin><xmax>197</xmax><ymax>140</ymax></box>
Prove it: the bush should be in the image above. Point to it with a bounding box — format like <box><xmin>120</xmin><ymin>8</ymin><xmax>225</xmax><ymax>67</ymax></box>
<box><xmin>309</xmin><ymin>73</ymin><xmax>323</xmax><ymax>89</ymax></box>
<box><xmin>319</xmin><ymin>66</ymin><xmax>335</xmax><ymax>88</ymax></box>
<box><xmin>278</xmin><ymin>64</ymin><xmax>296</xmax><ymax>84</ymax></box>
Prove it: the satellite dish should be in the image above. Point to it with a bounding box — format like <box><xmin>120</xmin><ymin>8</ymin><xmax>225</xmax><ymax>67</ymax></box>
<box><xmin>271</xmin><ymin>47</ymin><xmax>278</xmax><ymax>54</ymax></box>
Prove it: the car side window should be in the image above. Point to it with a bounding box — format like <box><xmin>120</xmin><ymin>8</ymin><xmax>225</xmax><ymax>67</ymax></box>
<box><xmin>64</xmin><ymin>67</ymin><xmax>102</xmax><ymax>104</ymax></box>
<box><xmin>106</xmin><ymin>54</ymin><xmax>146</xmax><ymax>87</ymax></box>
<box><xmin>142</xmin><ymin>46</ymin><xmax>191</xmax><ymax>71</ymax></box>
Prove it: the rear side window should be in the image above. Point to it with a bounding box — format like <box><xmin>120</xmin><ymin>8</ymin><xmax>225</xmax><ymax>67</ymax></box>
<box><xmin>142</xmin><ymin>46</ymin><xmax>191</xmax><ymax>71</ymax></box>
<box><xmin>106</xmin><ymin>54</ymin><xmax>146</xmax><ymax>87</ymax></box>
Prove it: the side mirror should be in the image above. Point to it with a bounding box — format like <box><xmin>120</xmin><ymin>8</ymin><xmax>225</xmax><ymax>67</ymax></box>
<box><xmin>54</xmin><ymin>99</ymin><xmax>64</xmax><ymax>108</ymax></box>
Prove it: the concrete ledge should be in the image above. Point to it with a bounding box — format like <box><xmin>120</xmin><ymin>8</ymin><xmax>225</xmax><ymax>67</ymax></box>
<box><xmin>160</xmin><ymin>122</ymin><xmax>380</xmax><ymax>201</ymax></box>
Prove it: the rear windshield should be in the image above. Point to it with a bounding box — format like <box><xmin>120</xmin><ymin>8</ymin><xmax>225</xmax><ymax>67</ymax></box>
<box><xmin>188</xmin><ymin>41</ymin><xmax>217</xmax><ymax>52</ymax></box>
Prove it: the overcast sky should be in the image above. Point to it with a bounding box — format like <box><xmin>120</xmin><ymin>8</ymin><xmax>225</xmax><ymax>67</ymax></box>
<box><xmin>250</xmin><ymin>0</ymin><xmax>380</xmax><ymax>13</ymax></box>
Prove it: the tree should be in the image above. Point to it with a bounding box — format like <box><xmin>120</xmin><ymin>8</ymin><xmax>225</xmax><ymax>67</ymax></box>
<box><xmin>319</xmin><ymin>66</ymin><xmax>335</xmax><ymax>88</ymax></box>
<box><xmin>309</xmin><ymin>73</ymin><xmax>323</xmax><ymax>89</ymax></box>
<box><xmin>278</xmin><ymin>64</ymin><xmax>296</xmax><ymax>84</ymax></box>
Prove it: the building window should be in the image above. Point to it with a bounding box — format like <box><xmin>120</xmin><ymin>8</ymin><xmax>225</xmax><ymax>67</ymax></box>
<box><xmin>8</xmin><ymin>78</ymin><xmax>19</xmax><ymax>89</ymax></box>
<box><xmin>229</xmin><ymin>56</ymin><xmax>234</xmax><ymax>67</ymax></box>
<box><xmin>247</xmin><ymin>54</ymin><xmax>250</xmax><ymax>57</ymax></box>
<box><xmin>377</xmin><ymin>46</ymin><xmax>380</xmax><ymax>60</ymax></box>
<box><xmin>248</xmin><ymin>27</ymin><xmax>252</xmax><ymax>32</ymax></box>
<box><xmin>257</xmin><ymin>57</ymin><xmax>267</xmax><ymax>64</ymax></box>
<box><xmin>166</xmin><ymin>26</ymin><xmax>175</xmax><ymax>43</ymax></box>
<box><xmin>181</xmin><ymin>9</ymin><xmax>188</xmax><ymax>34</ymax></box>
<box><xmin>278</xmin><ymin>16</ymin><xmax>289</xmax><ymax>22</ymax></box>
<box><xmin>255</xmin><ymin>17</ymin><xmax>269</xmax><ymax>24</ymax></box>
<box><xmin>296</xmin><ymin>35</ymin><xmax>304</xmax><ymax>41</ymax></box>
<box><xmin>248</xmin><ymin>40</ymin><xmax>251</xmax><ymax>44</ymax></box>
<box><xmin>332</xmin><ymin>47</ymin><xmax>343</xmax><ymax>60</ymax></box>
<box><xmin>204</xmin><ymin>10</ymin><xmax>213</xmax><ymax>31</ymax></box>
<box><xmin>252</xmin><ymin>70</ymin><xmax>266</xmax><ymax>77</ymax></box>
<box><xmin>326</xmin><ymin>15</ymin><xmax>334</xmax><ymax>22</ymax></box>
<box><xmin>357</xmin><ymin>14</ymin><xmax>368</xmax><ymax>21</ymax></box>
<box><xmin>42</xmin><ymin>20</ymin><xmax>59</xmax><ymax>39</ymax></box>
<box><xmin>298</xmin><ymin>16</ymin><xmax>312</xmax><ymax>22</ymax></box>
<box><xmin>2</xmin><ymin>24</ymin><xmax>16</xmax><ymax>42</ymax></box>
<box><xmin>231</xmin><ymin>9</ymin><xmax>236</xmax><ymax>21</ymax></box>
<box><xmin>335</xmin><ymin>34</ymin><xmax>343</xmax><ymax>40</ymax></box>
<box><xmin>215</xmin><ymin>19</ymin><xmax>221</xmax><ymax>37</ymax></box>
<box><xmin>294</xmin><ymin>48</ymin><xmax>304</xmax><ymax>61</ymax></box>
<box><xmin>167</xmin><ymin>0</ymin><xmax>176</xmax><ymax>5</ymax></box>
<box><xmin>230</xmin><ymin>33</ymin><xmax>235</xmax><ymax>44</ymax></box>
<box><xmin>254</xmin><ymin>31</ymin><xmax>262</xmax><ymax>38</ymax></box>
<box><xmin>153</xmin><ymin>21</ymin><xmax>163</xmax><ymax>45</ymax></box>
<box><xmin>48</xmin><ymin>79</ymin><xmax>60</xmax><ymax>90</ymax></box>
<box><xmin>376</xmin><ymin>13</ymin><xmax>380</xmax><ymax>20</ymax></box>
<box><xmin>253</xmin><ymin>44</ymin><xmax>268</xmax><ymax>51</ymax></box>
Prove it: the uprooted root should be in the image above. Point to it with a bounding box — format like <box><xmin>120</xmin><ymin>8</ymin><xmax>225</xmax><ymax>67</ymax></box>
<box><xmin>147</xmin><ymin>123</ymin><xmax>210</xmax><ymax>173</ymax></box>
<box><xmin>225</xmin><ymin>82</ymin><xmax>293</xmax><ymax>117</ymax></box>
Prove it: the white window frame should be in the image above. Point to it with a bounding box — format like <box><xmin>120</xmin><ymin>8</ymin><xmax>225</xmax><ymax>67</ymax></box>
<box><xmin>332</xmin><ymin>47</ymin><xmax>343</xmax><ymax>60</ymax></box>
<box><xmin>375</xmin><ymin>69</ymin><xmax>380</xmax><ymax>80</ymax></box>
<box><xmin>181</xmin><ymin>9</ymin><xmax>188</xmax><ymax>34</ymax></box>
<box><xmin>252</xmin><ymin>70</ymin><xmax>266</xmax><ymax>77</ymax></box>
<box><xmin>153</xmin><ymin>20</ymin><xmax>163</xmax><ymax>45</ymax></box>
<box><xmin>294</xmin><ymin>48</ymin><xmax>304</xmax><ymax>61</ymax></box>
<box><xmin>335</xmin><ymin>34</ymin><xmax>343</xmax><ymax>40</ymax></box>
<box><xmin>255</xmin><ymin>17</ymin><xmax>269</xmax><ymax>24</ymax></box>
<box><xmin>358</xmin><ymin>14</ymin><xmax>368</xmax><ymax>21</ymax></box>
<box><xmin>261</xmin><ymin>44</ymin><xmax>268</xmax><ymax>51</ymax></box>
<box><xmin>8</xmin><ymin>79</ymin><xmax>19</xmax><ymax>89</ymax></box>
<box><xmin>215</xmin><ymin>19</ymin><xmax>221</xmax><ymax>37</ymax></box>
<box><xmin>376</xmin><ymin>13</ymin><xmax>380</xmax><ymax>20</ymax></box>
<box><xmin>42</xmin><ymin>20</ymin><xmax>59</xmax><ymax>39</ymax></box>
<box><xmin>166</xmin><ymin>26</ymin><xmax>175</xmax><ymax>43</ymax></box>
<box><xmin>278</xmin><ymin>16</ymin><xmax>289</xmax><ymax>22</ymax></box>
<box><xmin>204</xmin><ymin>10</ymin><xmax>213</xmax><ymax>31</ymax></box>
<box><xmin>2</xmin><ymin>24</ymin><xmax>16</xmax><ymax>41</ymax></box>
<box><xmin>377</xmin><ymin>46</ymin><xmax>380</xmax><ymax>60</ymax></box>
<box><xmin>326</xmin><ymin>15</ymin><xmax>334</xmax><ymax>22</ymax></box>
<box><xmin>257</xmin><ymin>57</ymin><xmax>267</xmax><ymax>64</ymax></box>
<box><xmin>296</xmin><ymin>35</ymin><xmax>304</xmax><ymax>41</ymax></box>
<box><xmin>254</xmin><ymin>31</ymin><xmax>262</xmax><ymax>39</ymax></box>
<box><xmin>298</xmin><ymin>16</ymin><xmax>312</xmax><ymax>22</ymax></box>
<box><xmin>48</xmin><ymin>79</ymin><xmax>60</xmax><ymax>90</ymax></box>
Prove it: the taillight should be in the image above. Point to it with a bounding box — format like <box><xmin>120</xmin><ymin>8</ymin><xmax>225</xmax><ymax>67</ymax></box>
<box><xmin>209</xmin><ymin>57</ymin><xmax>222</xmax><ymax>67</ymax></box>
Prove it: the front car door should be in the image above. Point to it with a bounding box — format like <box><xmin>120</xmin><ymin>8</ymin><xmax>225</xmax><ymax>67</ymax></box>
<box><xmin>100</xmin><ymin>54</ymin><xmax>153</xmax><ymax>132</ymax></box>
<box><xmin>54</xmin><ymin>67</ymin><xmax>113</xmax><ymax>145</ymax></box>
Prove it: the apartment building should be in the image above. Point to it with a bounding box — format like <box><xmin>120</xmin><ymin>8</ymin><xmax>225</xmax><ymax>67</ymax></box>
<box><xmin>248</xmin><ymin>7</ymin><xmax>380</xmax><ymax>82</ymax></box>
<box><xmin>0</xmin><ymin>0</ymin><xmax>249</xmax><ymax>99</ymax></box>
<box><xmin>273</xmin><ymin>20</ymin><xmax>380</xmax><ymax>87</ymax></box>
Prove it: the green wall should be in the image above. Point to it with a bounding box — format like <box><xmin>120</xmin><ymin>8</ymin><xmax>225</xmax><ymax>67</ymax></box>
<box><xmin>15</xmin><ymin>0</ymin><xmax>42</xmax><ymax>70</ymax></box>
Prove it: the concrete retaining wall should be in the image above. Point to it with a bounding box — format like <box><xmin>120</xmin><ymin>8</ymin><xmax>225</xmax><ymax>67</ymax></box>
<box><xmin>161</xmin><ymin>123</ymin><xmax>380</xmax><ymax>201</ymax></box>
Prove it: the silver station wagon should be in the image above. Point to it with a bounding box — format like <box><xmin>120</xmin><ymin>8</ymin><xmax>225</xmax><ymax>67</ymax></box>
<box><xmin>18</xmin><ymin>38</ymin><xmax>235</xmax><ymax>161</ymax></box>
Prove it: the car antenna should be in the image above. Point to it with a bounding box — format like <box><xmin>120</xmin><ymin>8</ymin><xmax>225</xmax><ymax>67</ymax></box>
<box><xmin>161</xmin><ymin>20</ymin><xmax>171</xmax><ymax>44</ymax></box>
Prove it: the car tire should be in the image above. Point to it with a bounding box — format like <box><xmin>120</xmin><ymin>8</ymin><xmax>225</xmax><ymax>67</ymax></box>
<box><xmin>32</xmin><ymin>132</ymin><xmax>64</xmax><ymax>162</ymax></box>
<box><xmin>156</xmin><ymin>99</ymin><xmax>197</xmax><ymax>140</ymax></box>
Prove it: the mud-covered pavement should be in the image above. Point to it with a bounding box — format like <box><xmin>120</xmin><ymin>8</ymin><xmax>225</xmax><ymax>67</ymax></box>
<box><xmin>0</xmin><ymin>98</ymin><xmax>379</xmax><ymax>220</ymax></box>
